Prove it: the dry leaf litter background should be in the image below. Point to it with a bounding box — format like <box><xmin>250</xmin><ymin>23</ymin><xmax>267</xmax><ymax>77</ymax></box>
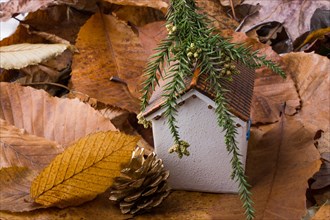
<box><xmin>0</xmin><ymin>0</ymin><xmax>329</xmax><ymax>219</ymax></box>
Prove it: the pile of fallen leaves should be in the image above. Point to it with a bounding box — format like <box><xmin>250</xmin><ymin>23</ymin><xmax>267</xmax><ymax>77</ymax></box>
<box><xmin>0</xmin><ymin>0</ymin><xmax>329</xmax><ymax>219</ymax></box>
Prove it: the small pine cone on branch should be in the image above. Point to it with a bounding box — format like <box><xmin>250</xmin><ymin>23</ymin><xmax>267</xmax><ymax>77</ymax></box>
<box><xmin>109</xmin><ymin>147</ymin><xmax>171</xmax><ymax>214</ymax></box>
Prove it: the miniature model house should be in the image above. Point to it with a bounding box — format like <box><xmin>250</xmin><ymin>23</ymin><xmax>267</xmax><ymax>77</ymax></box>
<box><xmin>142</xmin><ymin>63</ymin><xmax>255</xmax><ymax>193</ymax></box>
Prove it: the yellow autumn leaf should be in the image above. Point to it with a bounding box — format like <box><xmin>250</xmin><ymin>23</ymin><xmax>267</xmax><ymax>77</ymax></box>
<box><xmin>0</xmin><ymin>43</ymin><xmax>68</xmax><ymax>69</ymax></box>
<box><xmin>30</xmin><ymin>131</ymin><xmax>139</xmax><ymax>208</ymax></box>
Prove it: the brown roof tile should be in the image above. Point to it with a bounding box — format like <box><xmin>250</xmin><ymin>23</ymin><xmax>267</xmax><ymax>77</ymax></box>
<box><xmin>143</xmin><ymin>62</ymin><xmax>255</xmax><ymax>121</ymax></box>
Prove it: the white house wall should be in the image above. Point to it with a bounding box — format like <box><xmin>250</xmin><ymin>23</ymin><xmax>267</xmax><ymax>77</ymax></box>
<box><xmin>148</xmin><ymin>90</ymin><xmax>248</xmax><ymax>193</ymax></box>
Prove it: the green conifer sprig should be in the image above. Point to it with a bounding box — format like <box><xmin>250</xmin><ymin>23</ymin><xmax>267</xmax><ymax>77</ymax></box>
<box><xmin>139</xmin><ymin>1</ymin><xmax>286</xmax><ymax>219</ymax></box>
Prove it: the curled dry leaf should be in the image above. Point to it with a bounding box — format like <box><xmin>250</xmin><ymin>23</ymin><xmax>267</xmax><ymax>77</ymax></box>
<box><xmin>0</xmin><ymin>119</ymin><xmax>63</xmax><ymax>170</ymax></box>
<box><xmin>282</xmin><ymin>52</ymin><xmax>330</xmax><ymax>133</ymax></box>
<box><xmin>103</xmin><ymin>0</ymin><xmax>168</xmax><ymax>14</ymax></box>
<box><xmin>0</xmin><ymin>167</ymin><xmax>42</xmax><ymax>212</ymax></box>
<box><xmin>240</xmin><ymin>0</ymin><xmax>330</xmax><ymax>42</ymax></box>
<box><xmin>31</xmin><ymin>131</ymin><xmax>139</xmax><ymax>208</ymax></box>
<box><xmin>0</xmin><ymin>43</ymin><xmax>68</xmax><ymax>70</ymax></box>
<box><xmin>136</xmin><ymin>116</ymin><xmax>321</xmax><ymax>219</ymax></box>
<box><xmin>0</xmin><ymin>82</ymin><xmax>116</xmax><ymax>147</ymax></box>
<box><xmin>70</xmin><ymin>12</ymin><xmax>147</xmax><ymax>113</ymax></box>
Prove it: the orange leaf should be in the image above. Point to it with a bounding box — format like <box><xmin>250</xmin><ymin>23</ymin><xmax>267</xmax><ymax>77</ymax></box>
<box><xmin>70</xmin><ymin>12</ymin><xmax>149</xmax><ymax>113</ymax></box>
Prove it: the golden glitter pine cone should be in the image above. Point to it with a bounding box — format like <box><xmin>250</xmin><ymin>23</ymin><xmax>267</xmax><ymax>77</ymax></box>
<box><xmin>109</xmin><ymin>147</ymin><xmax>171</xmax><ymax>214</ymax></box>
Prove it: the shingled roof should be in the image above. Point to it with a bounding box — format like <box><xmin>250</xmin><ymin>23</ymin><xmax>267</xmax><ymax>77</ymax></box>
<box><xmin>142</xmin><ymin>62</ymin><xmax>255</xmax><ymax>121</ymax></box>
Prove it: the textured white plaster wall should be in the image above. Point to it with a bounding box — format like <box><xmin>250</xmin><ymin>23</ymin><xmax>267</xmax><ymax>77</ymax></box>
<box><xmin>148</xmin><ymin>90</ymin><xmax>248</xmax><ymax>193</ymax></box>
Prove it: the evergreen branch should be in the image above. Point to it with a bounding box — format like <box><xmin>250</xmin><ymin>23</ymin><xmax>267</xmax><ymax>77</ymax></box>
<box><xmin>218</xmin><ymin>39</ymin><xmax>286</xmax><ymax>78</ymax></box>
<box><xmin>213</xmin><ymin>82</ymin><xmax>255</xmax><ymax>220</ymax></box>
<box><xmin>140</xmin><ymin>37</ymin><xmax>173</xmax><ymax>111</ymax></box>
<box><xmin>162</xmin><ymin>60</ymin><xmax>190</xmax><ymax>158</ymax></box>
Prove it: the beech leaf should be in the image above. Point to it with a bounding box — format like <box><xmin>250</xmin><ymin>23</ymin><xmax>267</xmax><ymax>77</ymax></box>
<box><xmin>0</xmin><ymin>43</ymin><xmax>68</xmax><ymax>70</ymax></box>
<box><xmin>0</xmin><ymin>119</ymin><xmax>63</xmax><ymax>170</ymax></box>
<box><xmin>30</xmin><ymin>131</ymin><xmax>139</xmax><ymax>208</ymax></box>
<box><xmin>70</xmin><ymin>12</ymin><xmax>147</xmax><ymax>113</ymax></box>
<box><xmin>0</xmin><ymin>82</ymin><xmax>116</xmax><ymax>147</ymax></box>
<box><xmin>0</xmin><ymin>167</ymin><xmax>42</xmax><ymax>212</ymax></box>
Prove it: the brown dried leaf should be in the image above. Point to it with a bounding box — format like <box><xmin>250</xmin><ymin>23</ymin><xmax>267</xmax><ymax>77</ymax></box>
<box><xmin>136</xmin><ymin>116</ymin><xmax>321</xmax><ymax>219</ymax></box>
<box><xmin>70</xmin><ymin>12</ymin><xmax>148</xmax><ymax>113</ymax></box>
<box><xmin>102</xmin><ymin>0</ymin><xmax>168</xmax><ymax>14</ymax></box>
<box><xmin>0</xmin><ymin>82</ymin><xmax>116</xmax><ymax>147</ymax></box>
<box><xmin>0</xmin><ymin>167</ymin><xmax>42</xmax><ymax>212</ymax></box>
<box><xmin>282</xmin><ymin>52</ymin><xmax>330</xmax><ymax>133</ymax></box>
<box><xmin>240</xmin><ymin>0</ymin><xmax>330</xmax><ymax>42</ymax></box>
<box><xmin>0</xmin><ymin>119</ymin><xmax>63</xmax><ymax>170</ymax></box>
